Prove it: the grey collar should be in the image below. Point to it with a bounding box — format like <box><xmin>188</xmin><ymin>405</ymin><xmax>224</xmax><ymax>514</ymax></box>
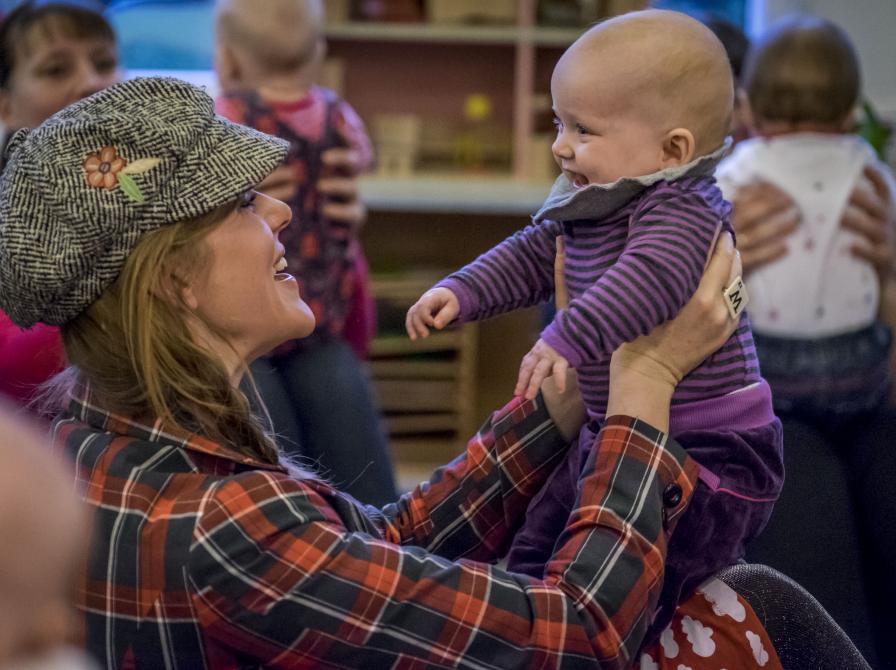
<box><xmin>533</xmin><ymin>137</ymin><xmax>732</xmax><ymax>222</ymax></box>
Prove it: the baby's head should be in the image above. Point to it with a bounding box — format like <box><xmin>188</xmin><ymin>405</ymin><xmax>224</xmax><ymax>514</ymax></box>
<box><xmin>214</xmin><ymin>0</ymin><xmax>325</xmax><ymax>91</ymax></box>
<box><xmin>742</xmin><ymin>15</ymin><xmax>859</xmax><ymax>136</ymax></box>
<box><xmin>0</xmin><ymin>405</ymin><xmax>88</xmax><ymax>667</ymax></box>
<box><xmin>551</xmin><ymin>10</ymin><xmax>733</xmax><ymax>186</ymax></box>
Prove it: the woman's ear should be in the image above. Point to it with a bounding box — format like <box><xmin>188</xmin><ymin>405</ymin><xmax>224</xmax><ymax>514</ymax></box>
<box><xmin>152</xmin><ymin>272</ymin><xmax>198</xmax><ymax>310</ymax></box>
<box><xmin>661</xmin><ymin>128</ymin><xmax>696</xmax><ymax>167</ymax></box>
<box><xmin>179</xmin><ymin>282</ymin><xmax>200</xmax><ymax>311</ymax></box>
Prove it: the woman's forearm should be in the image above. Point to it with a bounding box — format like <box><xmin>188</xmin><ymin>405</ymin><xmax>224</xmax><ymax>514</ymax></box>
<box><xmin>605</xmin><ymin>365</ymin><xmax>674</xmax><ymax>433</ymax></box>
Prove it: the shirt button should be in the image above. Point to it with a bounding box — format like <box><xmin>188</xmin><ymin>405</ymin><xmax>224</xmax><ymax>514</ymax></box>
<box><xmin>663</xmin><ymin>484</ymin><xmax>683</xmax><ymax>507</ymax></box>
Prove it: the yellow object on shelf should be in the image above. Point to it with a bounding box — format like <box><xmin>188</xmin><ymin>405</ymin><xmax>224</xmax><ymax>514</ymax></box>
<box><xmin>425</xmin><ymin>0</ymin><xmax>517</xmax><ymax>25</ymax></box>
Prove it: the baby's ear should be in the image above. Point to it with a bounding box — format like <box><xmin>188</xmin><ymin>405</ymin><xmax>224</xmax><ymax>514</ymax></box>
<box><xmin>736</xmin><ymin>89</ymin><xmax>759</xmax><ymax>136</ymax></box>
<box><xmin>214</xmin><ymin>43</ymin><xmax>242</xmax><ymax>91</ymax></box>
<box><xmin>661</xmin><ymin>128</ymin><xmax>696</xmax><ymax>167</ymax></box>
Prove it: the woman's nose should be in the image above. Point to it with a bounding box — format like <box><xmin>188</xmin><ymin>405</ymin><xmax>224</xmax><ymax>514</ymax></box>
<box><xmin>263</xmin><ymin>193</ymin><xmax>293</xmax><ymax>233</ymax></box>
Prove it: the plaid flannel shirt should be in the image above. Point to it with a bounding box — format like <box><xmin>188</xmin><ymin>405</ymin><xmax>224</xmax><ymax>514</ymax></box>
<box><xmin>55</xmin><ymin>392</ymin><xmax>698</xmax><ymax>669</ymax></box>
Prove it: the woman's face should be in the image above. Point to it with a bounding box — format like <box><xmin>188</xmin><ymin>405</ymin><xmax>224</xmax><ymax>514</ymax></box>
<box><xmin>0</xmin><ymin>20</ymin><xmax>119</xmax><ymax>131</ymax></box>
<box><xmin>186</xmin><ymin>191</ymin><xmax>315</xmax><ymax>369</ymax></box>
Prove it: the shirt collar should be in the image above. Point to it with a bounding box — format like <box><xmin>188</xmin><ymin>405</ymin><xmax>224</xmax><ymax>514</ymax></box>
<box><xmin>534</xmin><ymin>137</ymin><xmax>733</xmax><ymax>223</ymax></box>
<box><xmin>66</xmin><ymin>388</ymin><xmax>285</xmax><ymax>471</ymax></box>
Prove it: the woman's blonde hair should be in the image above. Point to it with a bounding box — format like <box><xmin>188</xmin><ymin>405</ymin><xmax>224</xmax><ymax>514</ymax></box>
<box><xmin>54</xmin><ymin>200</ymin><xmax>279</xmax><ymax>464</ymax></box>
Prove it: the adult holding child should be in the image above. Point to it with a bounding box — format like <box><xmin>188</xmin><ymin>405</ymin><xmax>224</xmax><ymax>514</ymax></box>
<box><xmin>0</xmin><ymin>0</ymin><xmax>370</xmax><ymax>418</ymax></box>
<box><xmin>717</xmin><ymin>15</ymin><xmax>896</xmax><ymax>667</ymax></box>
<box><xmin>0</xmin><ymin>76</ymin><xmax>780</xmax><ymax>669</ymax></box>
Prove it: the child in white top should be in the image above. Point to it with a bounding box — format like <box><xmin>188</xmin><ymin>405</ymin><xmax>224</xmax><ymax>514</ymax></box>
<box><xmin>716</xmin><ymin>14</ymin><xmax>895</xmax><ymax>417</ymax></box>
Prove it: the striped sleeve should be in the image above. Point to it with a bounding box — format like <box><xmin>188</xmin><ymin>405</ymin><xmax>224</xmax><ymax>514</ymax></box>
<box><xmin>436</xmin><ymin>219</ymin><xmax>562</xmax><ymax>322</ymax></box>
<box><xmin>188</xmin><ymin>409</ymin><xmax>697</xmax><ymax>669</ymax></box>
<box><xmin>542</xmin><ymin>187</ymin><xmax>721</xmax><ymax>367</ymax></box>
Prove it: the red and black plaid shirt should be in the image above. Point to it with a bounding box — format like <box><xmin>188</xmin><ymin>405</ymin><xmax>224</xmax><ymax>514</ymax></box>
<box><xmin>55</xmin><ymin>392</ymin><xmax>701</xmax><ymax>669</ymax></box>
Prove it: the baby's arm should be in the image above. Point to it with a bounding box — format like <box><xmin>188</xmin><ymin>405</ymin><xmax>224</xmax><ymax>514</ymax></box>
<box><xmin>405</xmin><ymin>220</ymin><xmax>562</xmax><ymax>338</ymax></box>
<box><xmin>541</xmin><ymin>188</ymin><xmax>723</xmax><ymax>368</ymax></box>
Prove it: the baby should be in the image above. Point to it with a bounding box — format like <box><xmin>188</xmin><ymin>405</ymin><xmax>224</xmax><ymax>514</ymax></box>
<box><xmin>716</xmin><ymin>15</ymin><xmax>896</xmax><ymax>421</ymax></box>
<box><xmin>406</xmin><ymin>10</ymin><xmax>783</xmax><ymax>643</ymax></box>
<box><xmin>214</xmin><ymin>0</ymin><xmax>398</xmax><ymax>506</ymax></box>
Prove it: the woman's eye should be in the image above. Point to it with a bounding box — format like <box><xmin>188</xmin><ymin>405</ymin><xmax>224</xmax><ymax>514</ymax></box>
<box><xmin>37</xmin><ymin>63</ymin><xmax>70</xmax><ymax>79</ymax></box>
<box><xmin>239</xmin><ymin>191</ymin><xmax>258</xmax><ymax>208</ymax></box>
<box><xmin>94</xmin><ymin>57</ymin><xmax>118</xmax><ymax>73</ymax></box>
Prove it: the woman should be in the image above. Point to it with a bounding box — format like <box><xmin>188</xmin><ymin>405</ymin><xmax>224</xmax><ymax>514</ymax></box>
<box><xmin>0</xmin><ymin>1</ymin><xmax>368</xmax><ymax>418</ymax></box>
<box><xmin>0</xmin><ymin>77</ymin><xmax>772</xmax><ymax>669</ymax></box>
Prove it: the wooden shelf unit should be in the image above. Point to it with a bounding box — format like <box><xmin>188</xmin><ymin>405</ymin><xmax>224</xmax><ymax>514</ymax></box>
<box><xmin>323</xmin><ymin>0</ymin><xmax>654</xmax><ymax>182</ymax></box>
<box><xmin>369</xmin><ymin>275</ymin><xmax>479</xmax><ymax>469</ymax></box>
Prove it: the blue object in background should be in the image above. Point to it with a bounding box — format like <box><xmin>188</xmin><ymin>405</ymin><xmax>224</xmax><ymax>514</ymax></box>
<box><xmin>656</xmin><ymin>0</ymin><xmax>746</xmax><ymax>26</ymax></box>
<box><xmin>0</xmin><ymin>0</ymin><xmax>747</xmax><ymax>71</ymax></box>
<box><xmin>106</xmin><ymin>0</ymin><xmax>214</xmax><ymax>70</ymax></box>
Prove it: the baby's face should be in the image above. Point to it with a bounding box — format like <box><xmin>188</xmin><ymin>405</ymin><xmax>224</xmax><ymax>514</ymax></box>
<box><xmin>550</xmin><ymin>52</ymin><xmax>667</xmax><ymax>186</ymax></box>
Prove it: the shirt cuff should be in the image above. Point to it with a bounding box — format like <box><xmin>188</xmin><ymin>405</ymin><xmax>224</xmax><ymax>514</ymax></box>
<box><xmin>540</xmin><ymin>319</ymin><xmax>584</xmax><ymax>368</ymax></box>
<box><xmin>434</xmin><ymin>277</ymin><xmax>480</xmax><ymax>323</ymax></box>
<box><xmin>599</xmin><ymin>415</ymin><xmax>698</xmax><ymax>527</ymax></box>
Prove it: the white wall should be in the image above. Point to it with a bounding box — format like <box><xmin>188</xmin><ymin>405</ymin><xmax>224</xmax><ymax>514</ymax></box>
<box><xmin>754</xmin><ymin>0</ymin><xmax>896</xmax><ymax>119</ymax></box>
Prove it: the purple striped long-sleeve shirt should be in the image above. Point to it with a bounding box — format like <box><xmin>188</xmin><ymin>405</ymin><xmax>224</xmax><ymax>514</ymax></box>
<box><xmin>438</xmin><ymin>176</ymin><xmax>761</xmax><ymax>421</ymax></box>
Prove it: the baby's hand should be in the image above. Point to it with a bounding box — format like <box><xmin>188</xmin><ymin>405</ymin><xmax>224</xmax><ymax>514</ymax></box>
<box><xmin>405</xmin><ymin>288</ymin><xmax>460</xmax><ymax>340</ymax></box>
<box><xmin>515</xmin><ymin>338</ymin><xmax>569</xmax><ymax>400</ymax></box>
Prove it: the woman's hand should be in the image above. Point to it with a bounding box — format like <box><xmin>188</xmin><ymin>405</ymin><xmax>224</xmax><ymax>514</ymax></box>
<box><xmin>730</xmin><ymin>181</ymin><xmax>800</xmax><ymax>275</ymax></box>
<box><xmin>841</xmin><ymin>164</ymin><xmax>896</xmax><ymax>285</ymax></box>
<box><xmin>319</xmin><ymin>147</ymin><xmax>366</xmax><ymax>233</ymax></box>
<box><xmin>607</xmin><ymin>233</ymin><xmax>742</xmax><ymax>430</ymax></box>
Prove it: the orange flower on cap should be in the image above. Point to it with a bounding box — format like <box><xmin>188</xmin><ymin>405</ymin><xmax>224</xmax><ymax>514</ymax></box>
<box><xmin>84</xmin><ymin>146</ymin><xmax>127</xmax><ymax>190</ymax></box>
<box><xmin>82</xmin><ymin>147</ymin><xmax>160</xmax><ymax>203</ymax></box>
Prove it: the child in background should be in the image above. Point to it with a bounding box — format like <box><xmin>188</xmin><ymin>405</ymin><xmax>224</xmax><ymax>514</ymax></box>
<box><xmin>715</xmin><ymin>15</ymin><xmax>896</xmax><ymax>421</ymax></box>
<box><xmin>406</xmin><ymin>10</ymin><xmax>784</xmax><ymax>645</ymax></box>
<box><xmin>215</xmin><ymin>0</ymin><xmax>397</xmax><ymax>505</ymax></box>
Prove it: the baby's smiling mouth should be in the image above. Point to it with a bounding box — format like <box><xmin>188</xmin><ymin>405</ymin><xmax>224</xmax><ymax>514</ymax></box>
<box><xmin>565</xmin><ymin>170</ymin><xmax>589</xmax><ymax>188</ymax></box>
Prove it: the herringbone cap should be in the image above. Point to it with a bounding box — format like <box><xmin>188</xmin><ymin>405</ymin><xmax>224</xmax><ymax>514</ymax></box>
<box><xmin>0</xmin><ymin>76</ymin><xmax>288</xmax><ymax>327</ymax></box>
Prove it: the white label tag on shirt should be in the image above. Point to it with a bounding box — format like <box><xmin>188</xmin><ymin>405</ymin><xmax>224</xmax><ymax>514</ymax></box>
<box><xmin>724</xmin><ymin>276</ymin><xmax>749</xmax><ymax>319</ymax></box>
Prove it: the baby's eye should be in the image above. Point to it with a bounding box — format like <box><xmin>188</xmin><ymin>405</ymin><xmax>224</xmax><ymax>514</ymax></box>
<box><xmin>575</xmin><ymin>124</ymin><xmax>593</xmax><ymax>135</ymax></box>
<box><xmin>552</xmin><ymin>116</ymin><xmax>563</xmax><ymax>130</ymax></box>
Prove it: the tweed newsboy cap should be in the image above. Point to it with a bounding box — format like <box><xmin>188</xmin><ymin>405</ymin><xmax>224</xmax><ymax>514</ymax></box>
<box><xmin>0</xmin><ymin>76</ymin><xmax>289</xmax><ymax>327</ymax></box>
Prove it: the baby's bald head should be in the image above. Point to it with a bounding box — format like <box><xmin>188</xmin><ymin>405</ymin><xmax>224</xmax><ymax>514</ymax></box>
<box><xmin>216</xmin><ymin>0</ymin><xmax>324</xmax><ymax>79</ymax></box>
<box><xmin>557</xmin><ymin>10</ymin><xmax>733</xmax><ymax>156</ymax></box>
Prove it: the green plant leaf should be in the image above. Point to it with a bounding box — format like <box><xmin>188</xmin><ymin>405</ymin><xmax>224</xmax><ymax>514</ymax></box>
<box><xmin>857</xmin><ymin>99</ymin><xmax>893</xmax><ymax>161</ymax></box>
<box><xmin>117</xmin><ymin>172</ymin><xmax>145</xmax><ymax>204</ymax></box>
